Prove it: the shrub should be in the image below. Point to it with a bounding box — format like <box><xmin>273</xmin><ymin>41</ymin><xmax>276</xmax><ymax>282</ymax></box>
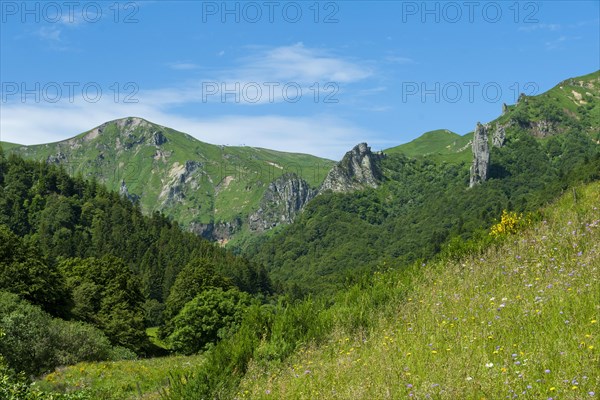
<box><xmin>0</xmin><ymin>292</ymin><xmax>133</xmax><ymax>377</ymax></box>
<box><xmin>489</xmin><ymin>210</ymin><xmax>530</xmax><ymax>238</ymax></box>
<box><xmin>0</xmin><ymin>292</ymin><xmax>54</xmax><ymax>376</ymax></box>
<box><xmin>168</xmin><ymin>288</ymin><xmax>251</xmax><ymax>355</ymax></box>
<box><xmin>50</xmin><ymin>320</ymin><xmax>114</xmax><ymax>366</ymax></box>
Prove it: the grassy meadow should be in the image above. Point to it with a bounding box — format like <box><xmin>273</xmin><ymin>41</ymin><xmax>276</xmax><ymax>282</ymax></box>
<box><xmin>236</xmin><ymin>183</ymin><xmax>600</xmax><ymax>399</ymax></box>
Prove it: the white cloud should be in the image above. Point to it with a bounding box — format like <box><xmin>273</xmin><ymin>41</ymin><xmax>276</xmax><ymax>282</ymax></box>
<box><xmin>384</xmin><ymin>56</ymin><xmax>414</xmax><ymax>65</ymax></box>
<box><xmin>0</xmin><ymin>44</ymin><xmax>384</xmax><ymax>159</ymax></box>
<box><xmin>545</xmin><ymin>35</ymin><xmax>568</xmax><ymax>50</ymax></box>
<box><xmin>152</xmin><ymin>43</ymin><xmax>374</xmax><ymax>106</ymax></box>
<box><xmin>0</xmin><ymin>99</ymin><xmax>378</xmax><ymax>159</ymax></box>
<box><xmin>35</xmin><ymin>26</ymin><xmax>62</xmax><ymax>41</ymax></box>
<box><xmin>518</xmin><ymin>23</ymin><xmax>561</xmax><ymax>32</ymax></box>
<box><xmin>237</xmin><ymin>42</ymin><xmax>372</xmax><ymax>83</ymax></box>
<box><xmin>168</xmin><ymin>62</ymin><xmax>200</xmax><ymax>70</ymax></box>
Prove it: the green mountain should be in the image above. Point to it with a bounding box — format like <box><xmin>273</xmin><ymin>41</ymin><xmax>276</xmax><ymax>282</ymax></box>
<box><xmin>385</xmin><ymin>70</ymin><xmax>600</xmax><ymax>163</ymax></box>
<box><xmin>2</xmin><ymin>118</ymin><xmax>335</xmax><ymax>242</ymax></box>
<box><xmin>385</xmin><ymin>129</ymin><xmax>472</xmax><ymax>163</ymax></box>
<box><xmin>1</xmin><ymin>72</ymin><xmax>598</xmax><ymax>400</ymax></box>
<box><xmin>245</xmin><ymin>70</ymin><xmax>600</xmax><ymax>294</ymax></box>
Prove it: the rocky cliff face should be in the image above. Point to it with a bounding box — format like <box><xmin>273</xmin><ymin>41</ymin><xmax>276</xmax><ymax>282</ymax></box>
<box><xmin>119</xmin><ymin>180</ymin><xmax>140</xmax><ymax>204</ymax></box>
<box><xmin>248</xmin><ymin>173</ymin><xmax>317</xmax><ymax>233</ymax></box>
<box><xmin>190</xmin><ymin>218</ymin><xmax>242</xmax><ymax>244</ymax></box>
<box><xmin>470</xmin><ymin>122</ymin><xmax>490</xmax><ymax>188</ymax></box>
<box><xmin>159</xmin><ymin>161</ymin><xmax>203</xmax><ymax>207</ymax></box>
<box><xmin>320</xmin><ymin>143</ymin><xmax>384</xmax><ymax>193</ymax></box>
<box><xmin>492</xmin><ymin>123</ymin><xmax>507</xmax><ymax>148</ymax></box>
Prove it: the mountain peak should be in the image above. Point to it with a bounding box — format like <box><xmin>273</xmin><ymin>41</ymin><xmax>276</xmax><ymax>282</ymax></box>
<box><xmin>320</xmin><ymin>142</ymin><xmax>384</xmax><ymax>193</ymax></box>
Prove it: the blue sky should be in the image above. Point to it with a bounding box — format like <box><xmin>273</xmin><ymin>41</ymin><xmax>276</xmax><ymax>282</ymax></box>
<box><xmin>1</xmin><ymin>1</ymin><xmax>598</xmax><ymax>159</ymax></box>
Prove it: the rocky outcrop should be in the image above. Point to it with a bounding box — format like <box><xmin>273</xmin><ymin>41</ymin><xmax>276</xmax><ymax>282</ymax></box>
<box><xmin>320</xmin><ymin>143</ymin><xmax>384</xmax><ymax>193</ymax></box>
<box><xmin>492</xmin><ymin>123</ymin><xmax>507</xmax><ymax>148</ymax></box>
<box><xmin>119</xmin><ymin>179</ymin><xmax>140</xmax><ymax>204</ymax></box>
<box><xmin>248</xmin><ymin>173</ymin><xmax>317</xmax><ymax>233</ymax></box>
<box><xmin>159</xmin><ymin>161</ymin><xmax>203</xmax><ymax>207</ymax></box>
<box><xmin>47</xmin><ymin>152</ymin><xmax>67</xmax><ymax>164</ymax></box>
<box><xmin>190</xmin><ymin>218</ymin><xmax>242</xmax><ymax>242</ymax></box>
<box><xmin>469</xmin><ymin>122</ymin><xmax>490</xmax><ymax>188</ymax></box>
<box><xmin>153</xmin><ymin>131</ymin><xmax>168</xmax><ymax>146</ymax></box>
<box><xmin>530</xmin><ymin>119</ymin><xmax>556</xmax><ymax>138</ymax></box>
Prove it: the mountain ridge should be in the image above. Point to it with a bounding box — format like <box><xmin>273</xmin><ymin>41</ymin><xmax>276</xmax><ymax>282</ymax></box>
<box><xmin>2</xmin><ymin>70</ymin><xmax>598</xmax><ymax>245</ymax></box>
<box><xmin>3</xmin><ymin>117</ymin><xmax>335</xmax><ymax>242</ymax></box>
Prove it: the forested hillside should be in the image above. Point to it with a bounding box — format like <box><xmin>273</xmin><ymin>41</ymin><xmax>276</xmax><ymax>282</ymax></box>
<box><xmin>1</xmin><ymin>71</ymin><xmax>598</xmax><ymax>400</ymax></box>
<box><xmin>0</xmin><ymin>148</ymin><xmax>270</xmax><ymax>380</ymax></box>
<box><xmin>3</xmin><ymin>118</ymin><xmax>334</xmax><ymax>243</ymax></box>
<box><xmin>245</xmin><ymin>71</ymin><xmax>600</xmax><ymax>295</ymax></box>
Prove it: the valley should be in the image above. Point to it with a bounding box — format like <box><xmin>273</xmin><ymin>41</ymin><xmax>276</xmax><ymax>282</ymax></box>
<box><xmin>1</xmin><ymin>16</ymin><xmax>599</xmax><ymax>397</ymax></box>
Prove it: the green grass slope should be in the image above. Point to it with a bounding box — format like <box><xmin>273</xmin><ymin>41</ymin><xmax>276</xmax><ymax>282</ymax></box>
<box><xmin>238</xmin><ymin>182</ymin><xmax>600</xmax><ymax>399</ymax></box>
<box><xmin>4</xmin><ymin>118</ymin><xmax>334</xmax><ymax>234</ymax></box>
<box><xmin>385</xmin><ymin>129</ymin><xmax>472</xmax><ymax>164</ymax></box>
<box><xmin>385</xmin><ymin>70</ymin><xmax>600</xmax><ymax>163</ymax></box>
<box><xmin>37</xmin><ymin>354</ymin><xmax>204</xmax><ymax>399</ymax></box>
<box><xmin>0</xmin><ymin>141</ymin><xmax>21</xmax><ymax>151</ymax></box>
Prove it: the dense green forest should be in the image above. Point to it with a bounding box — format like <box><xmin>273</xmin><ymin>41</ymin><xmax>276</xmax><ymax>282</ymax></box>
<box><xmin>246</xmin><ymin>128</ymin><xmax>600</xmax><ymax>295</ymax></box>
<box><xmin>0</xmin><ymin>147</ymin><xmax>271</xmax><ymax>384</ymax></box>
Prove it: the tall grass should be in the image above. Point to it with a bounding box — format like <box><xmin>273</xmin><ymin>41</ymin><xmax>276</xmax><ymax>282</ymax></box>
<box><xmin>44</xmin><ymin>183</ymin><xmax>599</xmax><ymax>399</ymax></box>
<box><xmin>235</xmin><ymin>183</ymin><xmax>599</xmax><ymax>399</ymax></box>
<box><xmin>36</xmin><ymin>354</ymin><xmax>204</xmax><ymax>399</ymax></box>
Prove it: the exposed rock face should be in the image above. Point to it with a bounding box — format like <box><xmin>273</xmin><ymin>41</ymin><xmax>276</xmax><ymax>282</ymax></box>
<box><xmin>248</xmin><ymin>173</ymin><xmax>317</xmax><ymax>233</ymax></box>
<box><xmin>530</xmin><ymin>119</ymin><xmax>556</xmax><ymax>138</ymax></box>
<box><xmin>320</xmin><ymin>143</ymin><xmax>384</xmax><ymax>193</ymax></box>
<box><xmin>159</xmin><ymin>161</ymin><xmax>203</xmax><ymax>207</ymax></box>
<box><xmin>153</xmin><ymin>131</ymin><xmax>168</xmax><ymax>146</ymax></box>
<box><xmin>469</xmin><ymin>122</ymin><xmax>490</xmax><ymax>188</ymax></box>
<box><xmin>492</xmin><ymin>123</ymin><xmax>507</xmax><ymax>148</ymax></box>
<box><xmin>119</xmin><ymin>180</ymin><xmax>139</xmax><ymax>204</ymax></box>
<box><xmin>47</xmin><ymin>152</ymin><xmax>67</xmax><ymax>164</ymax></box>
<box><xmin>190</xmin><ymin>218</ymin><xmax>242</xmax><ymax>242</ymax></box>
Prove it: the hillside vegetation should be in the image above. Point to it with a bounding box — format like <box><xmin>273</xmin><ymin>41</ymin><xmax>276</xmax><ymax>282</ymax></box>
<box><xmin>2</xmin><ymin>118</ymin><xmax>334</xmax><ymax>238</ymax></box>
<box><xmin>0</xmin><ymin>149</ymin><xmax>271</xmax><ymax>384</ymax></box>
<box><xmin>173</xmin><ymin>181</ymin><xmax>599</xmax><ymax>399</ymax></box>
<box><xmin>385</xmin><ymin>129</ymin><xmax>472</xmax><ymax>163</ymax></box>
<box><xmin>236</xmin><ymin>182</ymin><xmax>599</xmax><ymax>399</ymax></box>
<box><xmin>246</xmin><ymin>71</ymin><xmax>600</xmax><ymax>296</ymax></box>
<box><xmin>1</xmin><ymin>71</ymin><xmax>598</xmax><ymax>400</ymax></box>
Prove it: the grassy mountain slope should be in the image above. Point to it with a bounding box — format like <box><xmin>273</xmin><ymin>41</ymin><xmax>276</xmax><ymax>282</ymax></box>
<box><xmin>37</xmin><ymin>353</ymin><xmax>204</xmax><ymax>400</ymax></box>
<box><xmin>246</xmin><ymin>71</ymin><xmax>600</xmax><ymax>295</ymax></box>
<box><xmin>385</xmin><ymin>129</ymin><xmax>472</xmax><ymax>163</ymax></box>
<box><xmin>0</xmin><ymin>141</ymin><xmax>21</xmax><ymax>151</ymax></box>
<box><xmin>385</xmin><ymin>70</ymin><xmax>600</xmax><ymax>162</ymax></box>
<box><xmin>2</xmin><ymin>118</ymin><xmax>334</xmax><ymax>235</ymax></box>
<box><xmin>238</xmin><ymin>181</ymin><xmax>600</xmax><ymax>399</ymax></box>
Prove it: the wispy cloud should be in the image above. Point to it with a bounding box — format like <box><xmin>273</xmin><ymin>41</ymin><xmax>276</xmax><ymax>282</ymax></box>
<box><xmin>518</xmin><ymin>23</ymin><xmax>561</xmax><ymax>32</ymax></box>
<box><xmin>384</xmin><ymin>56</ymin><xmax>414</xmax><ymax>65</ymax></box>
<box><xmin>545</xmin><ymin>35</ymin><xmax>568</xmax><ymax>50</ymax></box>
<box><xmin>148</xmin><ymin>43</ymin><xmax>374</xmax><ymax>106</ymax></box>
<box><xmin>35</xmin><ymin>26</ymin><xmax>62</xmax><ymax>42</ymax></box>
<box><xmin>1</xmin><ymin>43</ymin><xmax>383</xmax><ymax>158</ymax></box>
<box><xmin>168</xmin><ymin>62</ymin><xmax>201</xmax><ymax>70</ymax></box>
<box><xmin>227</xmin><ymin>43</ymin><xmax>372</xmax><ymax>84</ymax></box>
<box><xmin>358</xmin><ymin>87</ymin><xmax>387</xmax><ymax>96</ymax></box>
